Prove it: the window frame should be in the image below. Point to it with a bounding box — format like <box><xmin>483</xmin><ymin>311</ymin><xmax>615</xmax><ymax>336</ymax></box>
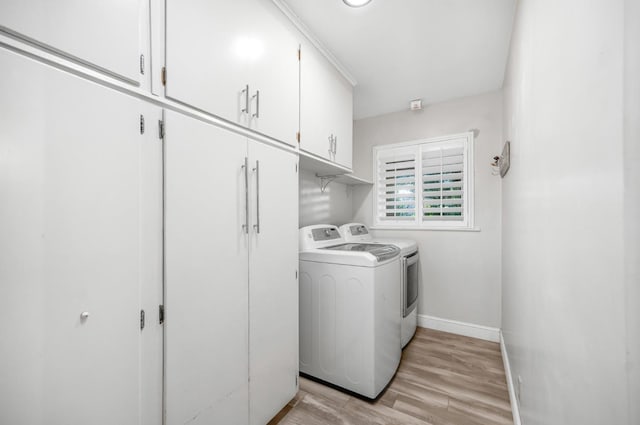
<box><xmin>372</xmin><ymin>132</ymin><xmax>475</xmax><ymax>231</ymax></box>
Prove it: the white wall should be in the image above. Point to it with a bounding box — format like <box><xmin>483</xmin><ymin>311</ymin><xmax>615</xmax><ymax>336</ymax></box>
<box><xmin>299</xmin><ymin>168</ymin><xmax>353</xmax><ymax>228</ymax></box>
<box><xmin>502</xmin><ymin>0</ymin><xmax>630</xmax><ymax>424</ymax></box>
<box><xmin>351</xmin><ymin>91</ymin><xmax>503</xmax><ymax>328</ymax></box>
<box><xmin>624</xmin><ymin>0</ymin><xmax>640</xmax><ymax>422</ymax></box>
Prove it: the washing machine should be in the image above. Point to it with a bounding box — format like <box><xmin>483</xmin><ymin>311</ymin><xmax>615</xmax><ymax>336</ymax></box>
<box><xmin>298</xmin><ymin>224</ymin><xmax>401</xmax><ymax>399</ymax></box>
<box><xmin>340</xmin><ymin>223</ymin><xmax>419</xmax><ymax>348</ymax></box>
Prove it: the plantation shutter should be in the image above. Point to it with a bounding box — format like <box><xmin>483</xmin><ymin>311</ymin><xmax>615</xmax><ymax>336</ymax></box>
<box><xmin>422</xmin><ymin>140</ymin><xmax>465</xmax><ymax>221</ymax></box>
<box><xmin>376</xmin><ymin>148</ymin><xmax>417</xmax><ymax>221</ymax></box>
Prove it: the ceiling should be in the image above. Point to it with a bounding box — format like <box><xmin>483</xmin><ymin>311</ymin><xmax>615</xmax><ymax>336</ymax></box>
<box><xmin>281</xmin><ymin>0</ymin><xmax>516</xmax><ymax>120</ymax></box>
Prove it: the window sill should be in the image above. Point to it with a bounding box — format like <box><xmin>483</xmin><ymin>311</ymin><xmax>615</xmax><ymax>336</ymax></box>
<box><xmin>370</xmin><ymin>225</ymin><xmax>481</xmax><ymax>232</ymax></box>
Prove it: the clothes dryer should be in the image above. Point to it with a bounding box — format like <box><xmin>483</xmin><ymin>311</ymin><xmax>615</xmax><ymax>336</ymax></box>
<box><xmin>340</xmin><ymin>223</ymin><xmax>419</xmax><ymax>348</ymax></box>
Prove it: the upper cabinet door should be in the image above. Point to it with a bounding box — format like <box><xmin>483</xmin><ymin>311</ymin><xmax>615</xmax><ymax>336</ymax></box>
<box><xmin>299</xmin><ymin>42</ymin><xmax>335</xmax><ymax>161</ymax></box>
<box><xmin>0</xmin><ymin>49</ymin><xmax>162</xmax><ymax>425</ymax></box>
<box><xmin>165</xmin><ymin>0</ymin><xmax>299</xmax><ymax>145</ymax></box>
<box><xmin>164</xmin><ymin>110</ymin><xmax>250</xmax><ymax>425</ymax></box>
<box><xmin>300</xmin><ymin>41</ymin><xmax>354</xmax><ymax>169</ymax></box>
<box><xmin>329</xmin><ymin>74</ymin><xmax>353</xmax><ymax>169</ymax></box>
<box><xmin>245</xmin><ymin>0</ymin><xmax>299</xmax><ymax>146</ymax></box>
<box><xmin>0</xmin><ymin>0</ymin><xmax>142</xmax><ymax>83</ymax></box>
<box><xmin>165</xmin><ymin>0</ymin><xmax>251</xmax><ymax>128</ymax></box>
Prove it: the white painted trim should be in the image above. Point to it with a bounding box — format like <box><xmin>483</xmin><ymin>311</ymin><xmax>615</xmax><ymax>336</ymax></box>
<box><xmin>372</xmin><ymin>132</ymin><xmax>475</xmax><ymax>231</ymax></box>
<box><xmin>371</xmin><ymin>131</ymin><xmax>475</xmax><ymax>151</ymax></box>
<box><xmin>500</xmin><ymin>331</ymin><xmax>522</xmax><ymax>425</ymax></box>
<box><xmin>371</xmin><ymin>226</ymin><xmax>481</xmax><ymax>232</ymax></box>
<box><xmin>417</xmin><ymin>314</ymin><xmax>500</xmax><ymax>342</ymax></box>
<box><xmin>270</xmin><ymin>0</ymin><xmax>358</xmax><ymax>86</ymax></box>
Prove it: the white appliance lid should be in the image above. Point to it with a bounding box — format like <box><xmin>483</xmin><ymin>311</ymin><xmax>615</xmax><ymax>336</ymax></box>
<box><xmin>322</xmin><ymin>243</ymin><xmax>400</xmax><ymax>262</ymax></box>
<box><xmin>299</xmin><ymin>249</ymin><xmax>396</xmax><ymax>267</ymax></box>
<box><xmin>299</xmin><ymin>225</ymin><xmax>401</xmax><ymax>266</ymax></box>
<box><xmin>340</xmin><ymin>223</ymin><xmax>418</xmax><ymax>255</ymax></box>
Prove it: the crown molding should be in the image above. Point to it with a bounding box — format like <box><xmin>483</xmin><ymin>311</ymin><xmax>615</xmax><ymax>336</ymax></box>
<box><xmin>271</xmin><ymin>0</ymin><xmax>358</xmax><ymax>86</ymax></box>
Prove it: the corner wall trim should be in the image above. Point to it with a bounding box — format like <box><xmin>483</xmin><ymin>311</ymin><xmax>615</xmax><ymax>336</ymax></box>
<box><xmin>500</xmin><ymin>331</ymin><xmax>522</xmax><ymax>425</ymax></box>
<box><xmin>417</xmin><ymin>314</ymin><xmax>500</xmax><ymax>342</ymax></box>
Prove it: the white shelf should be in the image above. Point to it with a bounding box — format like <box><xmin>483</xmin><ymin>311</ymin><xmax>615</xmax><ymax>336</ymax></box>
<box><xmin>299</xmin><ymin>150</ymin><xmax>351</xmax><ymax>176</ymax></box>
<box><xmin>299</xmin><ymin>150</ymin><xmax>372</xmax><ymax>187</ymax></box>
<box><xmin>325</xmin><ymin>174</ymin><xmax>372</xmax><ymax>185</ymax></box>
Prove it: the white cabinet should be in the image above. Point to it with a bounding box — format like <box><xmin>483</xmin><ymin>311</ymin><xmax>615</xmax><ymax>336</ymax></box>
<box><xmin>0</xmin><ymin>0</ymin><xmax>143</xmax><ymax>82</ymax></box>
<box><xmin>165</xmin><ymin>0</ymin><xmax>299</xmax><ymax>146</ymax></box>
<box><xmin>164</xmin><ymin>111</ymin><xmax>250</xmax><ymax>425</ymax></box>
<box><xmin>0</xmin><ymin>49</ymin><xmax>163</xmax><ymax>425</ymax></box>
<box><xmin>248</xmin><ymin>141</ymin><xmax>299</xmax><ymax>425</ymax></box>
<box><xmin>164</xmin><ymin>111</ymin><xmax>299</xmax><ymax>425</ymax></box>
<box><xmin>300</xmin><ymin>41</ymin><xmax>354</xmax><ymax>169</ymax></box>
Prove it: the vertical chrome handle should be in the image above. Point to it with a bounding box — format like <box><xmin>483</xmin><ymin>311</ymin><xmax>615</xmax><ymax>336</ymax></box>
<box><xmin>328</xmin><ymin>135</ymin><xmax>336</xmax><ymax>158</ymax></box>
<box><xmin>241</xmin><ymin>84</ymin><xmax>249</xmax><ymax>114</ymax></box>
<box><xmin>252</xmin><ymin>90</ymin><xmax>260</xmax><ymax>118</ymax></box>
<box><xmin>401</xmin><ymin>257</ymin><xmax>407</xmax><ymax>312</ymax></box>
<box><xmin>242</xmin><ymin>157</ymin><xmax>249</xmax><ymax>233</ymax></box>
<box><xmin>253</xmin><ymin>160</ymin><xmax>260</xmax><ymax>233</ymax></box>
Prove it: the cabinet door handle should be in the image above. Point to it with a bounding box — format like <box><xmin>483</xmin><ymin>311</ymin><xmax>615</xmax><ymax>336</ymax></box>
<box><xmin>241</xmin><ymin>84</ymin><xmax>249</xmax><ymax>114</ymax></box>
<box><xmin>242</xmin><ymin>157</ymin><xmax>249</xmax><ymax>233</ymax></box>
<box><xmin>328</xmin><ymin>135</ymin><xmax>336</xmax><ymax>158</ymax></box>
<box><xmin>252</xmin><ymin>90</ymin><xmax>260</xmax><ymax>118</ymax></box>
<box><xmin>253</xmin><ymin>160</ymin><xmax>260</xmax><ymax>234</ymax></box>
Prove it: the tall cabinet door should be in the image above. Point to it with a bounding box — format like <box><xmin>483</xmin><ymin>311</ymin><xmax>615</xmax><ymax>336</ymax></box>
<box><xmin>164</xmin><ymin>111</ymin><xmax>250</xmax><ymax>425</ymax></box>
<box><xmin>0</xmin><ymin>49</ymin><xmax>162</xmax><ymax>425</ymax></box>
<box><xmin>0</xmin><ymin>0</ymin><xmax>142</xmax><ymax>82</ymax></box>
<box><xmin>165</xmin><ymin>0</ymin><xmax>252</xmax><ymax>127</ymax></box>
<box><xmin>248</xmin><ymin>141</ymin><xmax>299</xmax><ymax>425</ymax></box>
<box><xmin>140</xmin><ymin>98</ymin><xmax>165</xmax><ymax>425</ymax></box>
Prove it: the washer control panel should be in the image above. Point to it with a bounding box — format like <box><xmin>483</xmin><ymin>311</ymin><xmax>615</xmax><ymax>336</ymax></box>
<box><xmin>311</xmin><ymin>227</ymin><xmax>341</xmax><ymax>241</ymax></box>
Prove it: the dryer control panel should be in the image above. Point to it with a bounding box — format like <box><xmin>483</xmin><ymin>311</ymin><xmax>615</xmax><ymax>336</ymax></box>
<box><xmin>349</xmin><ymin>224</ymin><xmax>369</xmax><ymax>236</ymax></box>
<box><xmin>340</xmin><ymin>223</ymin><xmax>373</xmax><ymax>243</ymax></box>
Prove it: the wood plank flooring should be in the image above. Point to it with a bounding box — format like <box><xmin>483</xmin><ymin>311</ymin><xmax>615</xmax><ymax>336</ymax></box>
<box><xmin>270</xmin><ymin>327</ymin><xmax>513</xmax><ymax>425</ymax></box>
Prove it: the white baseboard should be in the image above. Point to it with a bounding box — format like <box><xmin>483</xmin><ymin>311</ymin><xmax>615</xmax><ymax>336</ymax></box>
<box><xmin>417</xmin><ymin>314</ymin><xmax>500</xmax><ymax>342</ymax></box>
<box><xmin>500</xmin><ymin>331</ymin><xmax>522</xmax><ymax>425</ymax></box>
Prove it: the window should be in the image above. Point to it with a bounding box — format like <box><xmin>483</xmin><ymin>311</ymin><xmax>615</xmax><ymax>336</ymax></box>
<box><xmin>374</xmin><ymin>132</ymin><xmax>474</xmax><ymax>230</ymax></box>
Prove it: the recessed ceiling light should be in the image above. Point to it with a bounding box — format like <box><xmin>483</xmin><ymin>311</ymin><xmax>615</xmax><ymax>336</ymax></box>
<box><xmin>343</xmin><ymin>0</ymin><xmax>372</xmax><ymax>7</ymax></box>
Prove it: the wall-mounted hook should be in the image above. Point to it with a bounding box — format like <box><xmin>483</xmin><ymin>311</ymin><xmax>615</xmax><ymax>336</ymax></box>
<box><xmin>491</xmin><ymin>155</ymin><xmax>501</xmax><ymax>176</ymax></box>
<box><xmin>491</xmin><ymin>141</ymin><xmax>511</xmax><ymax>177</ymax></box>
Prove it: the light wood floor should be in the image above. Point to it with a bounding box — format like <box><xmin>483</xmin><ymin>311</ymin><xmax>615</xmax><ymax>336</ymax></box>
<box><xmin>270</xmin><ymin>327</ymin><xmax>513</xmax><ymax>425</ymax></box>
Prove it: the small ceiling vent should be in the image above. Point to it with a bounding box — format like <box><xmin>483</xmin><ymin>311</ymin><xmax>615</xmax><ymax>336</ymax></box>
<box><xmin>410</xmin><ymin>99</ymin><xmax>423</xmax><ymax>111</ymax></box>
